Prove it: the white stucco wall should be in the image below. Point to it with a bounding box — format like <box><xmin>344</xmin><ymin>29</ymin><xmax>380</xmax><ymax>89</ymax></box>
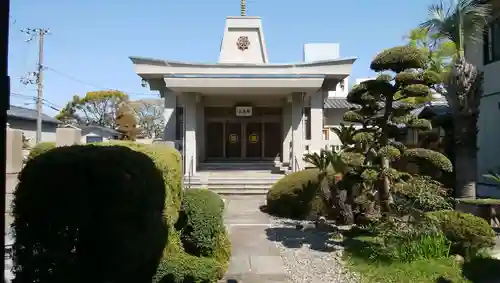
<box><xmin>323</xmin><ymin>108</ymin><xmax>353</xmax><ymax>143</ymax></box>
<box><xmin>465</xmin><ymin>13</ymin><xmax>500</xmax><ymax>197</ymax></box>
<box><xmin>7</xmin><ymin>118</ymin><xmax>57</xmax><ymax>147</ymax></box>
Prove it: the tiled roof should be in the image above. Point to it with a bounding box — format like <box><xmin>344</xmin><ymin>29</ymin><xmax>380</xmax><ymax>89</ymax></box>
<box><xmin>7</xmin><ymin>105</ymin><xmax>61</xmax><ymax>124</ymax></box>
<box><xmin>324</xmin><ymin>98</ymin><xmax>357</xmax><ymax>109</ymax></box>
<box><xmin>323</xmin><ymin>98</ymin><xmax>405</xmax><ymax>109</ymax></box>
<box><xmin>64</xmin><ymin>124</ymin><xmax>120</xmax><ymax>136</ymax></box>
<box><xmin>410</xmin><ymin>101</ymin><xmax>450</xmax><ymax>117</ymax></box>
<box><xmin>79</xmin><ymin>125</ymin><xmax>120</xmax><ymax>136</ymax></box>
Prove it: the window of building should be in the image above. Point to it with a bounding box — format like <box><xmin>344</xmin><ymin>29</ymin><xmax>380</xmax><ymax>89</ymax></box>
<box><xmin>339</xmin><ymin>80</ymin><xmax>345</xmax><ymax>91</ymax></box>
<box><xmin>484</xmin><ymin>17</ymin><xmax>500</xmax><ymax>64</ymax></box>
<box><xmin>304</xmin><ymin>107</ymin><xmax>311</xmax><ymax>140</ymax></box>
<box><xmin>175</xmin><ymin>107</ymin><xmax>184</xmax><ymax>140</ymax></box>
<box><xmin>322</xmin><ymin>128</ymin><xmax>329</xmax><ymax>140</ymax></box>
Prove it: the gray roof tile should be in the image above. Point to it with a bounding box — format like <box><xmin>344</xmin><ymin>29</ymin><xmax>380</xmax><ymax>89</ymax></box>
<box><xmin>323</xmin><ymin>98</ymin><xmax>405</xmax><ymax>109</ymax></box>
<box><xmin>324</xmin><ymin>98</ymin><xmax>356</xmax><ymax>109</ymax></box>
<box><xmin>7</xmin><ymin>105</ymin><xmax>61</xmax><ymax>124</ymax></box>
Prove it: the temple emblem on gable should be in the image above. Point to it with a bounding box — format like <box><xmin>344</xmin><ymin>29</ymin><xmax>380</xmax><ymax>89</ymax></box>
<box><xmin>236</xmin><ymin>36</ymin><xmax>250</xmax><ymax>51</ymax></box>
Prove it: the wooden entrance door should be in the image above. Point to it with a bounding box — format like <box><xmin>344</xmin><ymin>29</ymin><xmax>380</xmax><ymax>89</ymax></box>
<box><xmin>206</xmin><ymin>122</ymin><xmax>223</xmax><ymax>158</ymax></box>
<box><xmin>225</xmin><ymin>123</ymin><xmax>242</xmax><ymax>158</ymax></box>
<box><xmin>264</xmin><ymin>122</ymin><xmax>282</xmax><ymax>159</ymax></box>
<box><xmin>246</xmin><ymin>122</ymin><xmax>262</xmax><ymax>158</ymax></box>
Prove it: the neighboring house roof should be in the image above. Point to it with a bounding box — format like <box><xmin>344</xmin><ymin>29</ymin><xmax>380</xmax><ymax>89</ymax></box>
<box><xmin>7</xmin><ymin>105</ymin><xmax>61</xmax><ymax>124</ymax></box>
<box><xmin>323</xmin><ymin>98</ymin><xmax>405</xmax><ymax>109</ymax></box>
<box><xmin>63</xmin><ymin>124</ymin><xmax>120</xmax><ymax>137</ymax></box>
<box><xmin>411</xmin><ymin>101</ymin><xmax>450</xmax><ymax>118</ymax></box>
<box><xmin>324</xmin><ymin>98</ymin><xmax>356</xmax><ymax>109</ymax></box>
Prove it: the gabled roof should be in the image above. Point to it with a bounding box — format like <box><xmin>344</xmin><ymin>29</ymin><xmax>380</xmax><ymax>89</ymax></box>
<box><xmin>63</xmin><ymin>124</ymin><xmax>120</xmax><ymax>136</ymax></box>
<box><xmin>7</xmin><ymin>105</ymin><xmax>61</xmax><ymax>124</ymax></box>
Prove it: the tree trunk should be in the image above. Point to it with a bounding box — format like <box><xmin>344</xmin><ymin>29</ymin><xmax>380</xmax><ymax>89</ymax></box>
<box><xmin>454</xmin><ymin>145</ymin><xmax>477</xmax><ymax>199</ymax></box>
<box><xmin>380</xmin><ymin>157</ymin><xmax>392</xmax><ymax>214</ymax></box>
<box><xmin>329</xmin><ymin>186</ymin><xmax>354</xmax><ymax>225</ymax></box>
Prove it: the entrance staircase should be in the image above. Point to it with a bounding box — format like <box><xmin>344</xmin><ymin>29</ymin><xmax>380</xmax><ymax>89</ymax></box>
<box><xmin>183</xmin><ymin>161</ymin><xmax>289</xmax><ymax>195</ymax></box>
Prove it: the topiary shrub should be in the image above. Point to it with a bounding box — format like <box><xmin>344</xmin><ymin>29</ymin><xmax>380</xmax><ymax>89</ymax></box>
<box><xmin>152</xmin><ymin>252</ymin><xmax>222</xmax><ymax>283</ymax></box>
<box><xmin>425</xmin><ymin>210</ymin><xmax>496</xmax><ymax>257</ymax></box>
<box><xmin>100</xmin><ymin>141</ymin><xmax>182</xmax><ymax>228</ymax></box>
<box><xmin>11</xmin><ymin>145</ymin><xmax>168</xmax><ymax>283</ymax></box>
<box><xmin>175</xmin><ymin>189</ymin><xmax>228</xmax><ymax>259</ymax></box>
<box><xmin>266</xmin><ymin>168</ymin><xmax>334</xmax><ymax>219</ymax></box>
<box><xmin>26</xmin><ymin>142</ymin><xmax>55</xmax><ymax>161</ymax></box>
<box><xmin>159</xmin><ymin>189</ymin><xmax>230</xmax><ymax>282</ymax></box>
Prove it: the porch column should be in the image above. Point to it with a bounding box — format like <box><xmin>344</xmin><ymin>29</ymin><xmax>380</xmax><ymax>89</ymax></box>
<box><xmin>291</xmin><ymin>92</ymin><xmax>305</xmax><ymax>171</ymax></box>
<box><xmin>310</xmin><ymin>90</ymin><xmax>325</xmax><ymax>153</ymax></box>
<box><xmin>282</xmin><ymin>101</ymin><xmax>292</xmax><ymax>165</ymax></box>
<box><xmin>162</xmin><ymin>90</ymin><xmax>177</xmax><ymax>142</ymax></box>
<box><xmin>183</xmin><ymin>93</ymin><xmax>197</xmax><ymax>175</ymax></box>
<box><xmin>196</xmin><ymin>102</ymin><xmax>205</xmax><ymax>164</ymax></box>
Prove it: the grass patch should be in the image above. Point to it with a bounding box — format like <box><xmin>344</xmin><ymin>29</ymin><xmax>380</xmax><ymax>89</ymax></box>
<box><xmin>457</xmin><ymin>198</ymin><xmax>500</xmax><ymax>205</ymax></box>
<box><xmin>342</xmin><ymin>231</ymin><xmax>500</xmax><ymax>283</ymax></box>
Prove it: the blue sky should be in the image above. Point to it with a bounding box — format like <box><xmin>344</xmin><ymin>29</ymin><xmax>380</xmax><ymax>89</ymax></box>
<box><xmin>9</xmin><ymin>0</ymin><xmax>431</xmax><ymax>116</ymax></box>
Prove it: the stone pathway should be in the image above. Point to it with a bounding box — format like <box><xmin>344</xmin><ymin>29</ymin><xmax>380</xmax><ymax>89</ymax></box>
<box><xmin>221</xmin><ymin>195</ymin><xmax>290</xmax><ymax>283</ymax></box>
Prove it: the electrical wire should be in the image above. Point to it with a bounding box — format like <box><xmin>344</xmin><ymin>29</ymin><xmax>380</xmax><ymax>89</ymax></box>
<box><xmin>44</xmin><ymin>66</ymin><xmax>158</xmax><ymax>97</ymax></box>
<box><xmin>10</xmin><ymin>92</ymin><xmax>62</xmax><ymax>111</ymax></box>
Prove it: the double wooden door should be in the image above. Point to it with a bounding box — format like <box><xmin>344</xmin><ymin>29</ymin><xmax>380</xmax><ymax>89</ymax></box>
<box><xmin>205</xmin><ymin>121</ymin><xmax>281</xmax><ymax>159</ymax></box>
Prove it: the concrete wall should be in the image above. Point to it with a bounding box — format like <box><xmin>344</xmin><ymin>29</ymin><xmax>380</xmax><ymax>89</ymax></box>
<box><xmin>6</xmin><ymin>128</ymin><xmax>83</xmax><ymax>230</ymax></box>
<box><xmin>465</xmin><ymin>11</ymin><xmax>500</xmax><ymax>197</ymax></box>
<box><xmin>7</xmin><ymin>118</ymin><xmax>58</xmax><ymax>147</ymax></box>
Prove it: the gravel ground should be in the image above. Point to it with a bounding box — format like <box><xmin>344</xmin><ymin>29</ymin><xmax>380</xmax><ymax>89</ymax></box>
<box><xmin>268</xmin><ymin>217</ymin><xmax>360</xmax><ymax>283</ymax></box>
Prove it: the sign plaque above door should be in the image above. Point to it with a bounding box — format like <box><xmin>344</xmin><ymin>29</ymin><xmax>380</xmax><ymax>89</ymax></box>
<box><xmin>235</xmin><ymin>106</ymin><xmax>252</xmax><ymax>117</ymax></box>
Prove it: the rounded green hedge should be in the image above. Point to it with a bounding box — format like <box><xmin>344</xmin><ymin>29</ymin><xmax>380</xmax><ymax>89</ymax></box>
<box><xmin>158</xmin><ymin>189</ymin><xmax>230</xmax><ymax>282</ymax></box>
<box><xmin>12</xmin><ymin>145</ymin><xmax>168</xmax><ymax>283</ymax></box>
<box><xmin>27</xmin><ymin>142</ymin><xmax>56</xmax><ymax>161</ymax></box>
<box><xmin>175</xmin><ymin>189</ymin><xmax>225</xmax><ymax>257</ymax></box>
<box><xmin>266</xmin><ymin>168</ymin><xmax>334</xmax><ymax>219</ymax></box>
<box><xmin>425</xmin><ymin>210</ymin><xmax>496</xmax><ymax>257</ymax></box>
<box><xmin>101</xmin><ymin>141</ymin><xmax>183</xmax><ymax>228</ymax></box>
<box><xmin>152</xmin><ymin>252</ymin><xmax>222</xmax><ymax>283</ymax></box>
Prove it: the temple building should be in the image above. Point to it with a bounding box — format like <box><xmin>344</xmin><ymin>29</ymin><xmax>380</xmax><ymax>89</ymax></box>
<box><xmin>130</xmin><ymin>5</ymin><xmax>356</xmax><ymax>176</ymax></box>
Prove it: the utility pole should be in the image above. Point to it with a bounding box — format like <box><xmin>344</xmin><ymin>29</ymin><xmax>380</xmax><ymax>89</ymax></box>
<box><xmin>20</xmin><ymin>28</ymin><xmax>49</xmax><ymax>144</ymax></box>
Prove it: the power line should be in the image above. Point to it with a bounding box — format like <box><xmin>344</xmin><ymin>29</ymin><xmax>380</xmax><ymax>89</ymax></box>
<box><xmin>44</xmin><ymin>66</ymin><xmax>159</xmax><ymax>97</ymax></box>
<box><xmin>10</xmin><ymin>92</ymin><xmax>62</xmax><ymax>110</ymax></box>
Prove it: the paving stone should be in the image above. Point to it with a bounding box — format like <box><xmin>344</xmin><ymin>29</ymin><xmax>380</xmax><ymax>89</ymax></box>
<box><xmin>220</xmin><ymin>196</ymin><xmax>287</xmax><ymax>281</ymax></box>
<box><xmin>226</xmin><ymin>256</ymin><xmax>251</xmax><ymax>275</ymax></box>
<box><xmin>250</xmin><ymin>256</ymin><xmax>287</xmax><ymax>275</ymax></box>
<box><xmin>221</xmin><ymin>273</ymin><xmax>290</xmax><ymax>283</ymax></box>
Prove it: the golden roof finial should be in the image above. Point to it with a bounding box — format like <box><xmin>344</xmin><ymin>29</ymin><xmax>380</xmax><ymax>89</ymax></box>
<box><xmin>241</xmin><ymin>0</ymin><xmax>246</xmax><ymax>16</ymax></box>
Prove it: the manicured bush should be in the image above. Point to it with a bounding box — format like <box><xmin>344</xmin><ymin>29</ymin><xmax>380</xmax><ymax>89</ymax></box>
<box><xmin>425</xmin><ymin>210</ymin><xmax>496</xmax><ymax>257</ymax></box>
<box><xmin>11</xmin><ymin>145</ymin><xmax>168</xmax><ymax>283</ymax></box>
<box><xmin>26</xmin><ymin>141</ymin><xmax>55</xmax><ymax>160</ymax></box>
<box><xmin>152</xmin><ymin>252</ymin><xmax>222</xmax><ymax>283</ymax></box>
<box><xmin>100</xmin><ymin>141</ymin><xmax>183</xmax><ymax>228</ymax></box>
<box><xmin>160</xmin><ymin>189</ymin><xmax>230</xmax><ymax>282</ymax></box>
<box><xmin>175</xmin><ymin>189</ymin><xmax>226</xmax><ymax>258</ymax></box>
<box><xmin>266</xmin><ymin>168</ymin><xmax>334</xmax><ymax>219</ymax></box>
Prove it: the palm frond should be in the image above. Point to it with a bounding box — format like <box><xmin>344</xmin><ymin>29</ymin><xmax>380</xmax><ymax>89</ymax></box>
<box><xmin>420</xmin><ymin>0</ymin><xmax>491</xmax><ymax>50</ymax></box>
<box><xmin>303</xmin><ymin>149</ymin><xmax>331</xmax><ymax>171</ymax></box>
<box><xmin>484</xmin><ymin>167</ymin><xmax>500</xmax><ymax>185</ymax></box>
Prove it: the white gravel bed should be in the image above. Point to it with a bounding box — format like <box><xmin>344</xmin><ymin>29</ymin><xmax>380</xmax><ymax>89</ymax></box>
<box><xmin>268</xmin><ymin>217</ymin><xmax>360</xmax><ymax>283</ymax></box>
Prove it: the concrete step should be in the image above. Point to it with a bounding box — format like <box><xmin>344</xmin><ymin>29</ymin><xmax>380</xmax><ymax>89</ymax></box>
<box><xmin>200</xmin><ymin>162</ymin><xmax>278</xmax><ymax>170</ymax></box>
<box><xmin>188</xmin><ymin>187</ymin><xmax>269</xmax><ymax>195</ymax></box>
